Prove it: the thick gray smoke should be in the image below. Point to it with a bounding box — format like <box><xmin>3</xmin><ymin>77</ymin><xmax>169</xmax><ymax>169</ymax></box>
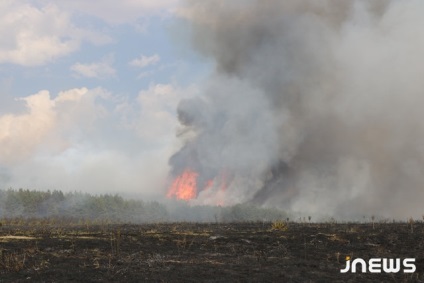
<box><xmin>170</xmin><ymin>0</ymin><xmax>424</xmax><ymax>219</ymax></box>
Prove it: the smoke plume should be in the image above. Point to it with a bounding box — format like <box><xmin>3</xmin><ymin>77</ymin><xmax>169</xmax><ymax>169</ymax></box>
<box><xmin>170</xmin><ymin>0</ymin><xmax>424</xmax><ymax>219</ymax></box>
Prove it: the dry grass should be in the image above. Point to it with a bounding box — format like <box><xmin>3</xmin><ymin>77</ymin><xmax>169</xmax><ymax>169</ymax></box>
<box><xmin>270</xmin><ymin>221</ymin><xmax>288</xmax><ymax>231</ymax></box>
<box><xmin>0</xmin><ymin>236</ymin><xmax>39</xmax><ymax>242</ymax></box>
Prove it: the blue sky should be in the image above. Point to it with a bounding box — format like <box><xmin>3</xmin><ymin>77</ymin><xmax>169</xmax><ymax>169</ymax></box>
<box><xmin>0</xmin><ymin>0</ymin><xmax>211</xmax><ymax>197</ymax></box>
<box><xmin>0</xmin><ymin>1</ymin><xmax>209</xmax><ymax>97</ymax></box>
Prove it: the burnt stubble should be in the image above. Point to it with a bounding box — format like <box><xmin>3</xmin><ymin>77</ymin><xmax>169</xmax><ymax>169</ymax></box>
<box><xmin>1</xmin><ymin>222</ymin><xmax>423</xmax><ymax>282</ymax></box>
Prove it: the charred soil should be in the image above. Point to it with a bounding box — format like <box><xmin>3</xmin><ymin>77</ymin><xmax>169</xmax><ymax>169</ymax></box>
<box><xmin>0</xmin><ymin>222</ymin><xmax>423</xmax><ymax>282</ymax></box>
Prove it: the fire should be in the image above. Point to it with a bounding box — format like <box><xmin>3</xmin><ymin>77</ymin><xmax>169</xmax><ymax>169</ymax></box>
<box><xmin>167</xmin><ymin>169</ymin><xmax>198</xmax><ymax>200</ymax></box>
<box><xmin>167</xmin><ymin>168</ymin><xmax>232</xmax><ymax>203</ymax></box>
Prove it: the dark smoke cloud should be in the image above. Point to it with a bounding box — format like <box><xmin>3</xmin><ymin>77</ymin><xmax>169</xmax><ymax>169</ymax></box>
<box><xmin>171</xmin><ymin>0</ymin><xmax>424</xmax><ymax>219</ymax></box>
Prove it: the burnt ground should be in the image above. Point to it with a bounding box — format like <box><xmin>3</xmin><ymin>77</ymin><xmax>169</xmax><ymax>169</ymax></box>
<box><xmin>0</xmin><ymin>222</ymin><xmax>423</xmax><ymax>282</ymax></box>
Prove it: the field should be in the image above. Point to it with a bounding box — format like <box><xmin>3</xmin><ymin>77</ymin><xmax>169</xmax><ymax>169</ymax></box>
<box><xmin>0</xmin><ymin>221</ymin><xmax>423</xmax><ymax>282</ymax></box>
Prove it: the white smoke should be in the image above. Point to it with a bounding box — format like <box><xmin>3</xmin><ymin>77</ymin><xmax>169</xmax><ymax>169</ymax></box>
<box><xmin>170</xmin><ymin>0</ymin><xmax>424</xmax><ymax>219</ymax></box>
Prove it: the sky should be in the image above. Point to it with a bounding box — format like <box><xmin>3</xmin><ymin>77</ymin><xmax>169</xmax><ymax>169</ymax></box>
<box><xmin>0</xmin><ymin>0</ymin><xmax>209</xmax><ymax>198</ymax></box>
<box><xmin>3</xmin><ymin>0</ymin><xmax>424</xmax><ymax>220</ymax></box>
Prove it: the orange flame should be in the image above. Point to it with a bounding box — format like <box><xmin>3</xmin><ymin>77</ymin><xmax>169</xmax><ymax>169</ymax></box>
<box><xmin>167</xmin><ymin>169</ymin><xmax>198</xmax><ymax>200</ymax></box>
<box><xmin>167</xmin><ymin>168</ymin><xmax>232</xmax><ymax>204</ymax></box>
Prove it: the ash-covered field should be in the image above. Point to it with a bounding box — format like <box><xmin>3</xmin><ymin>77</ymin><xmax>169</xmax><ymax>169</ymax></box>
<box><xmin>1</xmin><ymin>222</ymin><xmax>423</xmax><ymax>282</ymax></box>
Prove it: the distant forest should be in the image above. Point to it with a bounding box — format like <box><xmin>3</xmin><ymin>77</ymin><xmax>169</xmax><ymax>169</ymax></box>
<box><xmin>0</xmin><ymin>189</ymin><xmax>168</xmax><ymax>223</ymax></box>
<box><xmin>0</xmin><ymin>189</ymin><xmax>288</xmax><ymax>224</ymax></box>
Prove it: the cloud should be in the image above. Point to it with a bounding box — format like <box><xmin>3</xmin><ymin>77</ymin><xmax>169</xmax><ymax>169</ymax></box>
<box><xmin>0</xmin><ymin>0</ymin><xmax>178</xmax><ymax>67</ymax></box>
<box><xmin>0</xmin><ymin>83</ymin><xmax>197</xmax><ymax>196</ymax></box>
<box><xmin>0</xmin><ymin>1</ymin><xmax>109</xmax><ymax>66</ymax></box>
<box><xmin>57</xmin><ymin>0</ymin><xmax>180</xmax><ymax>24</ymax></box>
<box><xmin>129</xmin><ymin>54</ymin><xmax>160</xmax><ymax>68</ymax></box>
<box><xmin>135</xmin><ymin>83</ymin><xmax>196</xmax><ymax>143</ymax></box>
<box><xmin>0</xmin><ymin>90</ymin><xmax>56</xmax><ymax>163</ymax></box>
<box><xmin>70</xmin><ymin>55</ymin><xmax>116</xmax><ymax>79</ymax></box>
<box><xmin>0</xmin><ymin>87</ymin><xmax>108</xmax><ymax>164</ymax></box>
<box><xmin>113</xmin><ymin>83</ymin><xmax>199</xmax><ymax>145</ymax></box>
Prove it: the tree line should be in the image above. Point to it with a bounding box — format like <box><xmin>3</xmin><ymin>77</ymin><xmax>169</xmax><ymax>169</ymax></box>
<box><xmin>0</xmin><ymin>188</ymin><xmax>167</xmax><ymax>223</ymax></box>
<box><xmin>0</xmin><ymin>188</ymin><xmax>288</xmax><ymax>224</ymax></box>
